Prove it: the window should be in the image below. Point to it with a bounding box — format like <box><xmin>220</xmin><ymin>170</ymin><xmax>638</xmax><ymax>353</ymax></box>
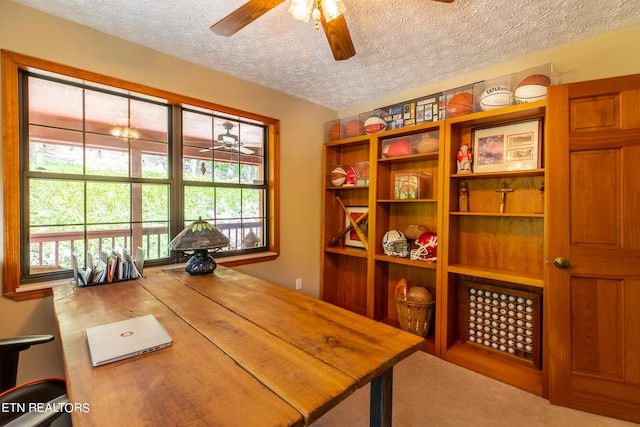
<box><xmin>1</xmin><ymin>50</ymin><xmax>279</xmax><ymax>300</ymax></box>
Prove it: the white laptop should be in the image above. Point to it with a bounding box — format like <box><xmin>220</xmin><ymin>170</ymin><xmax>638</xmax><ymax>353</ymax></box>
<box><xmin>86</xmin><ymin>315</ymin><xmax>173</xmax><ymax>367</ymax></box>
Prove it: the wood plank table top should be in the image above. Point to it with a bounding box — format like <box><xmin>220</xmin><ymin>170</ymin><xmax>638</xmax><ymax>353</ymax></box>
<box><xmin>53</xmin><ymin>266</ymin><xmax>424</xmax><ymax>426</ymax></box>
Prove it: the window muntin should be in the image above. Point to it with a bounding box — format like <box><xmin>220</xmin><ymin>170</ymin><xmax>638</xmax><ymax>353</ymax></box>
<box><xmin>181</xmin><ymin>109</ymin><xmax>268</xmax><ymax>254</ymax></box>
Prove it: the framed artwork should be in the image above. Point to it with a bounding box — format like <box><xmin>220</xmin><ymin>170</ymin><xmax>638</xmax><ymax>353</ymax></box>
<box><xmin>344</xmin><ymin>206</ymin><xmax>368</xmax><ymax>248</ymax></box>
<box><xmin>472</xmin><ymin>119</ymin><xmax>542</xmax><ymax>173</ymax></box>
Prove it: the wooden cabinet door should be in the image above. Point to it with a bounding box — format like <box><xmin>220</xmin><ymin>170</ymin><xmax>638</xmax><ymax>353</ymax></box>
<box><xmin>547</xmin><ymin>74</ymin><xmax>640</xmax><ymax>423</ymax></box>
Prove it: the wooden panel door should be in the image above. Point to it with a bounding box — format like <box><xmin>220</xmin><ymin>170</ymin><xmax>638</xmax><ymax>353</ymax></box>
<box><xmin>547</xmin><ymin>74</ymin><xmax>640</xmax><ymax>423</ymax></box>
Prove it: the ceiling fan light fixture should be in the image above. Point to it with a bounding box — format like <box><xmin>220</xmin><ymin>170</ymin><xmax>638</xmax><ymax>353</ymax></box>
<box><xmin>288</xmin><ymin>0</ymin><xmax>315</xmax><ymax>23</ymax></box>
<box><xmin>321</xmin><ymin>0</ymin><xmax>346</xmax><ymax>23</ymax></box>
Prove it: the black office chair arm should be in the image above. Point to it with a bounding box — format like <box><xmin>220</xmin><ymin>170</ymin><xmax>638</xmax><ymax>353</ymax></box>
<box><xmin>0</xmin><ymin>335</ymin><xmax>54</xmax><ymax>353</ymax></box>
<box><xmin>0</xmin><ymin>335</ymin><xmax>54</xmax><ymax>393</ymax></box>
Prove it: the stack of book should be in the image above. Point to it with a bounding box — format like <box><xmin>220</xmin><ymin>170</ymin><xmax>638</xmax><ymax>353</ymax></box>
<box><xmin>71</xmin><ymin>247</ymin><xmax>144</xmax><ymax>286</ymax></box>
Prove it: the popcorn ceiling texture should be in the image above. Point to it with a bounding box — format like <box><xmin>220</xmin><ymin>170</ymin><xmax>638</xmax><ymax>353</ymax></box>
<box><xmin>11</xmin><ymin>0</ymin><xmax>640</xmax><ymax>111</ymax></box>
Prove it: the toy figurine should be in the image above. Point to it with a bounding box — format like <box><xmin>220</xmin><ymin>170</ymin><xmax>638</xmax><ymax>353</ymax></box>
<box><xmin>459</xmin><ymin>181</ymin><xmax>469</xmax><ymax>212</ymax></box>
<box><xmin>457</xmin><ymin>142</ymin><xmax>472</xmax><ymax>174</ymax></box>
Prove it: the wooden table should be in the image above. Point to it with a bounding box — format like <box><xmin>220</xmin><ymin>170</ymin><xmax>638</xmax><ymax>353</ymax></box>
<box><xmin>53</xmin><ymin>266</ymin><xmax>424</xmax><ymax>426</ymax></box>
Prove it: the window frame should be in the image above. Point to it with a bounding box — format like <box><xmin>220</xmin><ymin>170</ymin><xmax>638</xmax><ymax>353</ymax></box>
<box><xmin>2</xmin><ymin>50</ymin><xmax>280</xmax><ymax>300</ymax></box>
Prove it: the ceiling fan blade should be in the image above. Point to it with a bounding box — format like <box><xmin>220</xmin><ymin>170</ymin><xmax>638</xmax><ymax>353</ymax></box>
<box><xmin>239</xmin><ymin>146</ymin><xmax>255</xmax><ymax>155</ymax></box>
<box><xmin>320</xmin><ymin>12</ymin><xmax>355</xmax><ymax>61</ymax></box>
<box><xmin>210</xmin><ymin>0</ymin><xmax>286</xmax><ymax>37</ymax></box>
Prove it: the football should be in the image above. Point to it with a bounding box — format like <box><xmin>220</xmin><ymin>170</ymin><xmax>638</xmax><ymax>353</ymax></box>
<box><xmin>382</xmin><ymin>139</ymin><xmax>412</xmax><ymax>157</ymax></box>
<box><xmin>446</xmin><ymin>92</ymin><xmax>473</xmax><ymax>117</ymax></box>
<box><xmin>364</xmin><ymin>116</ymin><xmax>387</xmax><ymax>134</ymax></box>
<box><xmin>480</xmin><ymin>85</ymin><xmax>514</xmax><ymax>111</ymax></box>
<box><xmin>515</xmin><ymin>74</ymin><xmax>551</xmax><ymax>104</ymax></box>
<box><xmin>415</xmin><ymin>137</ymin><xmax>439</xmax><ymax>154</ymax></box>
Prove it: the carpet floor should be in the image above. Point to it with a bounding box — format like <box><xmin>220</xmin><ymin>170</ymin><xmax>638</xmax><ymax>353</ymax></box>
<box><xmin>310</xmin><ymin>351</ymin><xmax>638</xmax><ymax>427</ymax></box>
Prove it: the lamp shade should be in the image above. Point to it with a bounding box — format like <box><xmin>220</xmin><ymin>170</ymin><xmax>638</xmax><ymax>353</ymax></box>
<box><xmin>169</xmin><ymin>218</ymin><xmax>229</xmax><ymax>252</ymax></box>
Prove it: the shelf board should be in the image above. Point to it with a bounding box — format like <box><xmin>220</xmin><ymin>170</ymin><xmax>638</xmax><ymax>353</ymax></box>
<box><xmin>324</xmin><ymin>246</ymin><xmax>368</xmax><ymax>259</ymax></box>
<box><xmin>446</xmin><ymin>100</ymin><xmax>546</xmax><ymax>127</ymax></box>
<box><xmin>447</xmin><ymin>263</ymin><xmax>543</xmax><ymax>288</ymax></box>
<box><xmin>442</xmin><ymin>342</ymin><xmax>543</xmax><ymax>396</ymax></box>
<box><xmin>450</xmin><ymin>211</ymin><xmax>544</xmax><ymax>218</ymax></box>
<box><xmin>451</xmin><ymin>169</ymin><xmax>544</xmax><ymax>179</ymax></box>
<box><xmin>326</xmin><ymin>185</ymin><xmax>370</xmax><ymax>191</ymax></box>
<box><xmin>378</xmin><ymin>198</ymin><xmax>438</xmax><ymax>204</ymax></box>
<box><xmin>378</xmin><ymin>152</ymin><xmax>439</xmax><ymax>163</ymax></box>
<box><xmin>374</xmin><ymin>254</ymin><xmax>437</xmax><ymax>270</ymax></box>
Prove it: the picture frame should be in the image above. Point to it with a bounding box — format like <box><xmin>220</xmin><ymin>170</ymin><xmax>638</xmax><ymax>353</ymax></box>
<box><xmin>344</xmin><ymin>206</ymin><xmax>368</xmax><ymax>248</ymax></box>
<box><xmin>472</xmin><ymin>119</ymin><xmax>542</xmax><ymax>173</ymax></box>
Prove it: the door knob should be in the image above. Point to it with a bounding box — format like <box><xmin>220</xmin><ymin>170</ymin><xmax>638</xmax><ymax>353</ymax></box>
<box><xmin>553</xmin><ymin>257</ymin><xmax>570</xmax><ymax>269</ymax></box>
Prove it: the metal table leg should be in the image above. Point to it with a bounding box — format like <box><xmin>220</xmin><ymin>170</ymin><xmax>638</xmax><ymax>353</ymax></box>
<box><xmin>370</xmin><ymin>367</ymin><xmax>393</xmax><ymax>427</ymax></box>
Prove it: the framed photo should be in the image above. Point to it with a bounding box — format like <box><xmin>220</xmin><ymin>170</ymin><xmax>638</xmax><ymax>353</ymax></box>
<box><xmin>472</xmin><ymin>119</ymin><xmax>542</xmax><ymax>173</ymax></box>
<box><xmin>344</xmin><ymin>206</ymin><xmax>368</xmax><ymax>248</ymax></box>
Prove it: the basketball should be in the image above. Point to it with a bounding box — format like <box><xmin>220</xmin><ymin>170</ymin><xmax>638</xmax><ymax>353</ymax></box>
<box><xmin>415</xmin><ymin>137</ymin><xmax>439</xmax><ymax>154</ymax></box>
<box><xmin>446</xmin><ymin>92</ymin><xmax>473</xmax><ymax>117</ymax></box>
<box><xmin>406</xmin><ymin>286</ymin><xmax>434</xmax><ymax>304</ymax></box>
<box><xmin>345</xmin><ymin>119</ymin><xmax>364</xmax><ymax>137</ymax></box>
<box><xmin>364</xmin><ymin>116</ymin><xmax>387</xmax><ymax>134</ymax></box>
<box><xmin>515</xmin><ymin>74</ymin><xmax>551</xmax><ymax>104</ymax></box>
<box><xmin>328</xmin><ymin>123</ymin><xmax>343</xmax><ymax>141</ymax></box>
<box><xmin>479</xmin><ymin>85</ymin><xmax>514</xmax><ymax>111</ymax></box>
<box><xmin>330</xmin><ymin>166</ymin><xmax>347</xmax><ymax>186</ymax></box>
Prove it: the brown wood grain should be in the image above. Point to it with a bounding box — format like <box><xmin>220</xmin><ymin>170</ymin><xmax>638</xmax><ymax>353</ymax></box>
<box><xmin>54</xmin><ymin>266</ymin><xmax>424</xmax><ymax>426</ymax></box>
<box><xmin>53</xmin><ymin>277</ymin><xmax>303</xmax><ymax>427</ymax></box>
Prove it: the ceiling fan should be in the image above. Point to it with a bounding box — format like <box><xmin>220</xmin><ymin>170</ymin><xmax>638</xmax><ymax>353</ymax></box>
<box><xmin>200</xmin><ymin>121</ymin><xmax>255</xmax><ymax>155</ymax></box>
<box><xmin>210</xmin><ymin>0</ymin><xmax>455</xmax><ymax>61</ymax></box>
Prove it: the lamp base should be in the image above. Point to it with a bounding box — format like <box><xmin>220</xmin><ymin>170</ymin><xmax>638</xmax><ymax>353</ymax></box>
<box><xmin>185</xmin><ymin>250</ymin><xmax>217</xmax><ymax>275</ymax></box>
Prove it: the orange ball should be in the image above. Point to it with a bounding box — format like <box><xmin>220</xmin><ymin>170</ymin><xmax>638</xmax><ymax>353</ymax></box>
<box><xmin>345</xmin><ymin>119</ymin><xmax>364</xmax><ymax>137</ymax></box>
<box><xmin>328</xmin><ymin>123</ymin><xmax>343</xmax><ymax>141</ymax></box>
<box><xmin>407</xmin><ymin>286</ymin><xmax>434</xmax><ymax>304</ymax></box>
<box><xmin>447</xmin><ymin>92</ymin><xmax>473</xmax><ymax>117</ymax></box>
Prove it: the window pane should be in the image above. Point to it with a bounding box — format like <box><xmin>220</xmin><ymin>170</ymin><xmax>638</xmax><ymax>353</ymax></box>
<box><xmin>86</xmin><ymin>182</ymin><xmax>130</xmax><ymax>224</ymax></box>
<box><xmin>84</xmin><ymin>89</ymin><xmax>129</xmax><ymax>136</ymax></box>
<box><xmin>30</xmin><ymin>179</ymin><xmax>84</xmax><ymax>226</ymax></box>
<box><xmin>184</xmin><ymin>186</ymin><xmax>215</xmax><ymax>221</ymax></box>
<box><xmin>183</xmin><ymin>110</ymin><xmax>212</xmax><ymax>149</ymax></box>
<box><xmin>29</xmin><ymin>225</ymin><xmax>84</xmax><ymax>273</ymax></box>
<box><xmin>86</xmin><ymin>222</ymin><xmax>131</xmax><ymax>262</ymax></box>
<box><xmin>130</xmin><ymin>99</ymin><xmax>168</xmax><ymax>143</ymax></box>
<box><xmin>140</xmin><ymin>221</ymin><xmax>170</xmax><ymax>260</ymax></box>
<box><xmin>216</xmin><ymin>187</ymin><xmax>241</xmax><ymax>219</ymax></box>
<box><xmin>141</xmin><ymin>184</ymin><xmax>169</xmax><ymax>222</ymax></box>
<box><xmin>29</xmin><ymin>126</ymin><xmax>84</xmax><ymax>174</ymax></box>
<box><xmin>29</xmin><ymin>77</ymin><xmax>83</xmax><ymax>131</ymax></box>
<box><xmin>132</xmin><ymin>140</ymin><xmax>168</xmax><ymax>179</ymax></box>
<box><xmin>242</xmin><ymin>188</ymin><xmax>264</xmax><ymax>218</ymax></box>
<box><xmin>85</xmin><ymin>133</ymin><xmax>129</xmax><ymax>177</ymax></box>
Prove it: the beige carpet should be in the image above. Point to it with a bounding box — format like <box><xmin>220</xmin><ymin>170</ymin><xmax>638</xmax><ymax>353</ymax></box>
<box><xmin>311</xmin><ymin>351</ymin><xmax>638</xmax><ymax>427</ymax></box>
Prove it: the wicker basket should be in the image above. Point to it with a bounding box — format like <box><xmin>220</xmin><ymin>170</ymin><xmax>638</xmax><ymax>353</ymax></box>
<box><xmin>394</xmin><ymin>295</ymin><xmax>435</xmax><ymax>337</ymax></box>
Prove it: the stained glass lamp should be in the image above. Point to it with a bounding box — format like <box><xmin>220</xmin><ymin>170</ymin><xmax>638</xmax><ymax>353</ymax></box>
<box><xmin>169</xmin><ymin>218</ymin><xmax>229</xmax><ymax>275</ymax></box>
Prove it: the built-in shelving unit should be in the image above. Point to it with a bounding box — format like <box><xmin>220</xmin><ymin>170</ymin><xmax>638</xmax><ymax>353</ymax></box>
<box><xmin>321</xmin><ymin>101</ymin><xmax>548</xmax><ymax>394</ymax></box>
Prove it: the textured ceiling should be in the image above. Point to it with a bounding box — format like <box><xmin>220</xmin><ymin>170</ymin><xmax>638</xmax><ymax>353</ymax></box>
<box><xmin>10</xmin><ymin>0</ymin><xmax>640</xmax><ymax>111</ymax></box>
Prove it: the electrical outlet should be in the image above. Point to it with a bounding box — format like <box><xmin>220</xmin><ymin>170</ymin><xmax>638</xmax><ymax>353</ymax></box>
<box><xmin>295</xmin><ymin>278</ymin><xmax>302</xmax><ymax>291</ymax></box>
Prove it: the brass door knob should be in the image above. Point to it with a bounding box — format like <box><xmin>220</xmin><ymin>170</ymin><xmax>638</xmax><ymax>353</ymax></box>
<box><xmin>553</xmin><ymin>257</ymin><xmax>570</xmax><ymax>269</ymax></box>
